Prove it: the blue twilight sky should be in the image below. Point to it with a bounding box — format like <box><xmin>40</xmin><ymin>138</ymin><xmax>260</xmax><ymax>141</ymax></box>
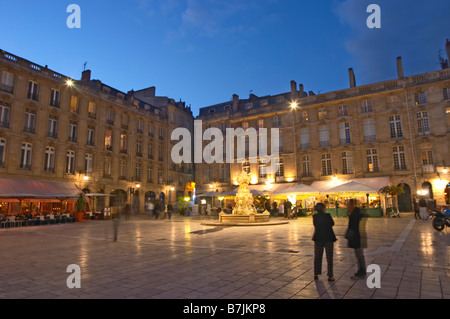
<box><xmin>0</xmin><ymin>0</ymin><xmax>449</xmax><ymax>116</ymax></box>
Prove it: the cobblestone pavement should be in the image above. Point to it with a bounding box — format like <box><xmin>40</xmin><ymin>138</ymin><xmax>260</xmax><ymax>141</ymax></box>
<box><xmin>0</xmin><ymin>214</ymin><xmax>449</xmax><ymax>299</ymax></box>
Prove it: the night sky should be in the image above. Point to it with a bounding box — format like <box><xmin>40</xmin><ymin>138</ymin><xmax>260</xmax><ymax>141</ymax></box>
<box><xmin>1</xmin><ymin>0</ymin><xmax>449</xmax><ymax>115</ymax></box>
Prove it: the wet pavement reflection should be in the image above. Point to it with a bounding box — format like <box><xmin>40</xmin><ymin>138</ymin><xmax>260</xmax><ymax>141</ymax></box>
<box><xmin>0</xmin><ymin>214</ymin><xmax>448</xmax><ymax>299</ymax></box>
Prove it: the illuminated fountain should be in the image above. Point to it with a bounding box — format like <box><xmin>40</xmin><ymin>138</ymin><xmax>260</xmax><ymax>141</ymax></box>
<box><xmin>219</xmin><ymin>171</ymin><xmax>271</xmax><ymax>224</ymax></box>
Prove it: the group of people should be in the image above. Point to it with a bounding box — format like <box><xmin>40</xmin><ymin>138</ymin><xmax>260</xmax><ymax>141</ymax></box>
<box><xmin>414</xmin><ymin>196</ymin><xmax>431</xmax><ymax>220</ymax></box>
<box><xmin>312</xmin><ymin>199</ymin><xmax>366</xmax><ymax>282</ymax></box>
<box><xmin>145</xmin><ymin>201</ymin><xmax>174</xmax><ymax>220</ymax></box>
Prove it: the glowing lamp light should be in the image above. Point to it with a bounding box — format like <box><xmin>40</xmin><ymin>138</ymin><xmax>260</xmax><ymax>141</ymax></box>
<box><xmin>417</xmin><ymin>189</ymin><xmax>428</xmax><ymax>196</ymax></box>
<box><xmin>135</xmin><ymin>184</ymin><xmax>141</xmax><ymax>189</ymax></box>
<box><xmin>443</xmin><ymin>168</ymin><xmax>448</xmax><ymax>174</ymax></box>
<box><xmin>286</xmin><ymin>177</ymin><xmax>294</xmax><ymax>182</ymax></box>
<box><xmin>83</xmin><ymin>175</ymin><xmax>89</xmax><ymax>181</ymax></box>
<box><xmin>218</xmin><ymin>197</ymin><xmax>224</xmax><ymax>201</ymax></box>
<box><xmin>201</xmin><ymin>199</ymin><xmax>206</xmax><ymax>204</ymax></box>
<box><xmin>251</xmin><ymin>177</ymin><xmax>258</xmax><ymax>185</ymax></box>
<box><xmin>332</xmin><ymin>176</ymin><xmax>338</xmax><ymax>181</ymax></box>
<box><xmin>184</xmin><ymin>197</ymin><xmax>190</xmax><ymax>202</ymax></box>
<box><xmin>66</xmin><ymin>79</ymin><xmax>73</xmax><ymax>86</ymax></box>
<box><xmin>291</xmin><ymin>102</ymin><xmax>298</xmax><ymax>109</ymax></box>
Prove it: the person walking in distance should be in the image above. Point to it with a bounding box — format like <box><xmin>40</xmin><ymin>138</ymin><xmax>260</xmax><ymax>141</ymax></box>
<box><xmin>418</xmin><ymin>197</ymin><xmax>428</xmax><ymax>220</ymax></box>
<box><xmin>112</xmin><ymin>208</ymin><xmax>121</xmax><ymax>242</ymax></box>
<box><xmin>167</xmin><ymin>203</ymin><xmax>174</xmax><ymax>220</ymax></box>
<box><xmin>123</xmin><ymin>201</ymin><xmax>131</xmax><ymax>221</ymax></box>
<box><xmin>346</xmin><ymin>199</ymin><xmax>366</xmax><ymax>280</ymax></box>
<box><xmin>312</xmin><ymin>203</ymin><xmax>337</xmax><ymax>281</ymax></box>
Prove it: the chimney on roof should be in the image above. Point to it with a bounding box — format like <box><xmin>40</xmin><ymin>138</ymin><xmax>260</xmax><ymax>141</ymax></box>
<box><xmin>81</xmin><ymin>69</ymin><xmax>91</xmax><ymax>84</ymax></box>
<box><xmin>290</xmin><ymin>80</ymin><xmax>298</xmax><ymax>99</ymax></box>
<box><xmin>299</xmin><ymin>84</ymin><xmax>307</xmax><ymax>97</ymax></box>
<box><xmin>232</xmin><ymin>94</ymin><xmax>239</xmax><ymax>112</ymax></box>
<box><xmin>396</xmin><ymin>57</ymin><xmax>404</xmax><ymax>78</ymax></box>
<box><xmin>348</xmin><ymin>68</ymin><xmax>356</xmax><ymax>88</ymax></box>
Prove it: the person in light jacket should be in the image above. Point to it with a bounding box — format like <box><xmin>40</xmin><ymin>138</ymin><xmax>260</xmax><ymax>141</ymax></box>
<box><xmin>312</xmin><ymin>203</ymin><xmax>337</xmax><ymax>281</ymax></box>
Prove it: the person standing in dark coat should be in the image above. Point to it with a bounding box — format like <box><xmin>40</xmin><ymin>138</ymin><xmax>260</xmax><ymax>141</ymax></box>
<box><xmin>312</xmin><ymin>203</ymin><xmax>337</xmax><ymax>281</ymax></box>
<box><xmin>155</xmin><ymin>202</ymin><xmax>161</xmax><ymax>219</ymax></box>
<box><xmin>123</xmin><ymin>202</ymin><xmax>131</xmax><ymax>221</ymax></box>
<box><xmin>346</xmin><ymin>199</ymin><xmax>366</xmax><ymax>280</ymax></box>
<box><xmin>167</xmin><ymin>204</ymin><xmax>173</xmax><ymax>220</ymax></box>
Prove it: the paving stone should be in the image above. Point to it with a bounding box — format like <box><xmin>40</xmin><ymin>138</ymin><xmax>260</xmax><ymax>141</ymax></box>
<box><xmin>0</xmin><ymin>215</ymin><xmax>448</xmax><ymax>300</ymax></box>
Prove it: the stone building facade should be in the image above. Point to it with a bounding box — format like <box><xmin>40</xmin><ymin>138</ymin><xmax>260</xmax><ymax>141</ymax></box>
<box><xmin>196</xmin><ymin>57</ymin><xmax>450</xmax><ymax>209</ymax></box>
<box><xmin>0</xmin><ymin>49</ymin><xmax>194</xmax><ymax>212</ymax></box>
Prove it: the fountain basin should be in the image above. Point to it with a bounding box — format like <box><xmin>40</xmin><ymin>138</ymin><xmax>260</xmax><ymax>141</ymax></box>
<box><xmin>219</xmin><ymin>212</ymin><xmax>270</xmax><ymax>224</ymax></box>
<box><xmin>200</xmin><ymin>211</ymin><xmax>289</xmax><ymax>227</ymax></box>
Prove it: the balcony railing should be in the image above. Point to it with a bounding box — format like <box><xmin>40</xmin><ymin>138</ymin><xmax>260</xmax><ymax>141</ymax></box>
<box><xmin>319</xmin><ymin>141</ymin><xmax>330</xmax><ymax>148</ymax></box>
<box><xmin>44</xmin><ymin>167</ymin><xmax>55</xmax><ymax>173</ymax></box>
<box><xmin>422</xmin><ymin>164</ymin><xmax>435</xmax><ymax>174</ymax></box>
<box><xmin>47</xmin><ymin>132</ymin><xmax>57</xmax><ymax>139</ymax></box>
<box><xmin>0</xmin><ymin>83</ymin><xmax>14</xmax><ymax>94</ymax></box>
<box><xmin>27</xmin><ymin>92</ymin><xmax>39</xmax><ymax>101</ymax></box>
<box><xmin>50</xmin><ymin>100</ymin><xmax>60</xmax><ymax>108</ymax></box>
<box><xmin>0</xmin><ymin>121</ymin><xmax>9</xmax><ymax>128</ymax></box>
<box><xmin>68</xmin><ymin>136</ymin><xmax>77</xmax><ymax>143</ymax></box>
<box><xmin>300</xmin><ymin>143</ymin><xmax>310</xmax><ymax>150</ymax></box>
<box><xmin>364</xmin><ymin>135</ymin><xmax>376</xmax><ymax>143</ymax></box>
<box><xmin>20</xmin><ymin>163</ymin><xmax>31</xmax><ymax>170</ymax></box>
<box><xmin>24</xmin><ymin>126</ymin><xmax>35</xmax><ymax>134</ymax></box>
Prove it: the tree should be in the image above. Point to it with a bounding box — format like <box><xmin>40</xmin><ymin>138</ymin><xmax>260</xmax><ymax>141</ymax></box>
<box><xmin>75</xmin><ymin>193</ymin><xmax>87</xmax><ymax>213</ymax></box>
<box><xmin>379</xmin><ymin>185</ymin><xmax>404</xmax><ymax>214</ymax></box>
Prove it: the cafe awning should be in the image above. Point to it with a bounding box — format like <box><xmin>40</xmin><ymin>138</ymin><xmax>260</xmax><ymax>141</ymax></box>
<box><xmin>197</xmin><ymin>191</ymin><xmax>221</xmax><ymax>197</ymax></box>
<box><xmin>312</xmin><ymin>177</ymin><xmax>389</xmax><ymax>194</ymax></box>
<box><xmin>325</xmin><ymin>181</ymin><xmax>379</xmax><ymax>194</ymax></box>
<box><xmin>273</xmin><ymin>184</ymin><xmax>318</xmax><ymax>195</ymax></box>
<box><xmin>0</xmin><ymin>178</ymin><xmax>82</xmax><ymax>200</ymax></box>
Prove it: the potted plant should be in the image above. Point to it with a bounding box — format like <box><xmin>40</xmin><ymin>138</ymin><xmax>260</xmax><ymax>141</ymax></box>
<box><xmin>74</xmin><ymin>193</ymin><xmax>87</xmax><ymax>222</ymax></box>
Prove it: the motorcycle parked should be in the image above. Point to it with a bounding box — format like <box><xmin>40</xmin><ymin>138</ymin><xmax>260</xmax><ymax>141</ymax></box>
<box><xmin>431</xmin><ymin>209</ymin><xmax>450</xmax><ymax>232</ymax></box>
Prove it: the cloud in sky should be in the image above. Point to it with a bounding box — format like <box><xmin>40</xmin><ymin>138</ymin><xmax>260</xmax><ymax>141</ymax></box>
<box><xmin>333</xmin><ymin>0</ymin><xmax>450</xmax><ymax>84</ymax></box>
<box><xmin>146</xmin><ymin>0</ymin><xmax>280</xmax><ymax>44</ymax></box>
